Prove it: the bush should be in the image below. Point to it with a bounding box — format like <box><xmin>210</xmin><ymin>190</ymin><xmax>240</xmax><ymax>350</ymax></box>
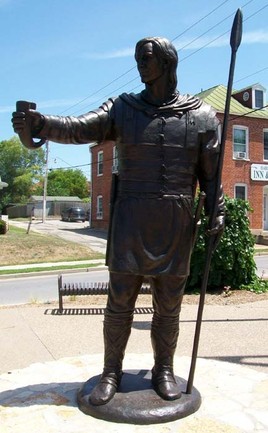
<box><xmin>0</xmin><ymin>219</ymin><xmax>7</xmax><ymax>235</ymax></box>
<box><xmin>186</xmin><ymin>196</ymin><xmax>268</xmax><ymax>293</ymax></box>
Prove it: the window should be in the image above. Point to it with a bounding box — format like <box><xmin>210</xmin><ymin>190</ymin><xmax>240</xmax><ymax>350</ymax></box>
<box><xmin>252</xmin><ymin>85</ymin><xmax>266</xmax><ymax>109</ymax></box>
<box><xmin>234</xmin><ymin>184</ymin><xmax>247</xmax><ymax>200</ymax></box>
<box><xmin>255</xmin><ymin>89</ymin><xmax>264</xmax><ymax>109</ymax></box>
<box><xmin>97</xmin><ymin>195</ymin><xmax>103</xmax><ymax>219</ymax></box>
<box><xmin>97</xmin><ymin>151</ymin><xmax>103</xmax><ymax>176</ymax></box>
<box><xmin>264</xmin><ymin>130</ymin><xmax>268</xmax><ymax>160</ymax></box>
<box><xmin>233</xmin><ymin>126</ymin><xmax>248</xmax><ymax>159</ymax></box>
<box><xmin>112</xmin><ymin>146</ymin><xmax>118</xmax><ymax>173</ymax></box>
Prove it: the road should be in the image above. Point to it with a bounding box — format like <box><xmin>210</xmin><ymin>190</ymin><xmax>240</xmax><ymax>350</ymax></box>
<box><xmin>0</xmin><ymin>269</ymin><xmax>109</xmax><ymax>305</ymax></box>
<box><xmin>255</xmin><ymin>254</ymin><xmax>268</xmax><ymax>277</ymax></box>
<box><xmin>0</xmin><ymin>256</ymin><xmax>267</xmax><ymax>306</ymax></box>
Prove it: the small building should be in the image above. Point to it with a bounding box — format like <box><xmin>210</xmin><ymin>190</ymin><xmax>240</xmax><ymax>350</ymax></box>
<box><xmin>90</xmin><ymin>84</ymin><xmax>268</xmax><ymax>234</ymax></box>
<box><xmin>6</xmin><ymin>196</ymin><xmax>89</xmax><ymax>219</ymax></box>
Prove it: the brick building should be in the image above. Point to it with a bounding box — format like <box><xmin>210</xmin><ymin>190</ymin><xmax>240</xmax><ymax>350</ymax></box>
<box><xmin>90</xmin><ymin>83</ymin><xmax>268</xmax><ymax>233</ymax></box>
<box><xmin>90</xmin><ymin>140</ymin><xmax>117</xmax><ymax>230</ymax></box>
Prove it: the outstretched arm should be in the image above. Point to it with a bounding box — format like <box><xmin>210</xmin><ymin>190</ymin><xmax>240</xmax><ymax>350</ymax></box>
<box><xmin>12</xmin><ymin>100</ymin><xmax>115</xmax><ymax>145</ymax></box>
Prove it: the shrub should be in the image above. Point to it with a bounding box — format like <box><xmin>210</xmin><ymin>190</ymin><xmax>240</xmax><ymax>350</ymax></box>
<box><xmin>0</xmin><ymin>219</ymin><xmax>7</xmax><ymax>235</ymax></box>
<box><xmin>186</xmin><ymin>196</ymin><xmax>268</xmax><ymax>293</ymax></box>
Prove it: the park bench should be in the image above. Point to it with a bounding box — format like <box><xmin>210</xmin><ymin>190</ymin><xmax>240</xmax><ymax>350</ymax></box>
<box><xmin>58</xmin><ymin>274</ymin><xmax>152</xmax><ymax>313</ymax></box>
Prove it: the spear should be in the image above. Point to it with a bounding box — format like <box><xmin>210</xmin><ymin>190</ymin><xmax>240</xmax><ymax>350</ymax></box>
<box><xmin>186</xmin><ymin>8</ymin><xmax>243</xmax><ymax>395</ymax></box>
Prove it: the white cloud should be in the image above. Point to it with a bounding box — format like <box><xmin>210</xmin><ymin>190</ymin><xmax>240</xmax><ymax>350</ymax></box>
<box><xmin>0</xmin><ymin>97</ymin><xmax>100</xmax><ymax>115</ymax></box>
<box><xmin>82</xmin><ymin>47</ymin><xmax>134</xmax><ymax>60</ymax></box>
<box><xmin>82</xmin><ymin>29</ymin><xmax>268</xmax><ymax>60</ymax></box>
<box><xmin>0</xmin><ymin>106</ymin><xmax>13</xmax><ymax>114</ymax></box>
<box><xmin>243</xmin><ymin>30</ymin><xmax>268</xmax><ymax>44</ymax></box>
<box><xmin>38</xmin><ymin>98</ymin><xmax>86</xmax><ymax>110</ymax></box>
<box><xmin>0</xmin><ymin>99</ymin><xmax>80</xmax><ymax>114</ymax></box>
<box><xmin>177</xmin><ymin>30</ymin><xmax>268</xmax><ymax>51</ymax></box>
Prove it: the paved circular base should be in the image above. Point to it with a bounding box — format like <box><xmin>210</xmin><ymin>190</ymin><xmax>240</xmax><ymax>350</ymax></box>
<box><xmin>77</xmin><ymin>369</ymin><xmax>201</xmax><ymax>424</ymax></box>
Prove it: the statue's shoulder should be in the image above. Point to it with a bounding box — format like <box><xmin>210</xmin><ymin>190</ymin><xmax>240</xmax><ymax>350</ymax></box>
<box><xmin>195</xmin><ymin>99</ymin><xmax>216</xmax><ymax>115</ymax></box>
<box><xmin>189</xmin><ymin>98</ymin><xmax>219</xmax><ymax>131</ymax></box>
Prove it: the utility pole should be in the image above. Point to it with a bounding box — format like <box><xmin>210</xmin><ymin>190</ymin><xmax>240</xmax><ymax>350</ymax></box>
<box><xmin>42</xmin><ymin>140</ymin><xmax>49</xmax><ymax>223</ymax></box>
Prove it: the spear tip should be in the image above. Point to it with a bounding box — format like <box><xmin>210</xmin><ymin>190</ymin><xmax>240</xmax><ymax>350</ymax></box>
<box><xmin>230</xmin><ymin>8</ymin><xmax>243</xmax><ymax>52</ymax></box>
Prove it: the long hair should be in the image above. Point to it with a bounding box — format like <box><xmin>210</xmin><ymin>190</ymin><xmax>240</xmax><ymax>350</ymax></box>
<box><xmin>135</xmin><ymin>37</ymin><xmax>178</xmax><ymax>92</ymax></box>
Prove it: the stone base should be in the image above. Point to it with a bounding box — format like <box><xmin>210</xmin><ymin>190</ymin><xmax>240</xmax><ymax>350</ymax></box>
<box><xmin>77</xmin><ymin>369</ymin><xmax>201</xmax><ymax>424</ymax></box>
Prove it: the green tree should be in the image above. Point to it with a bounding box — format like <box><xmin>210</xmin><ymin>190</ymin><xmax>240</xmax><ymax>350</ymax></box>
<box><xmin>187</xmin><ymin>196</ymin><xmax>267</xmax><ymax>292</ymax></box>
<box><xmin>45</xmin><ymin>168</ymin><xmax>89</xmax><ymax>198</ymax></box>
<box><xmin>0</xmin><ymin>136</ymin><xmax>45</xmax><ymax>210</ymax></box>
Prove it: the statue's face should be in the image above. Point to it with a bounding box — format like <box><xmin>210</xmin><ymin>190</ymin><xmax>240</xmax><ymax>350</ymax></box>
<box><xmin>136</xmin><ymin>42</ymin><xmax>165</xmax><ymax>84</ymax></box>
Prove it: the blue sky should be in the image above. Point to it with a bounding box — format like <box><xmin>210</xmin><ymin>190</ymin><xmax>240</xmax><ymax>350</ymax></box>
<box><xmin>1</xmin><ymin>0</ymin><xmax>268</xmax><ymax>179</ymax></box>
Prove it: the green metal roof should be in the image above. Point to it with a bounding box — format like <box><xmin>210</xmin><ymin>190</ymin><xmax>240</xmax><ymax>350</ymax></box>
<box><xmin>196</xmin><ymin>84</ymin><xmax>268</xmax><ymax>120</ymax></box>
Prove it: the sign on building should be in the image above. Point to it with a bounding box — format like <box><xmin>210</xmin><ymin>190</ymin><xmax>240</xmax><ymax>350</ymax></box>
<box><xmin>251</xmin><ymin>164</ymin><xmax>268</xmax><ymax>181</ymax></box>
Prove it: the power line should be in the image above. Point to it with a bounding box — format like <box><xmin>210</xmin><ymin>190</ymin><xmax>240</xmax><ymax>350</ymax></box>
<box><xmin>180</xmin><ymin>1</ymin><xmax>267</xmax><ymax>63</ymax></box>
<box><xmin>230</xmin><ymin>103</ymin><xmax>268</xmax><ymax>121</ymax></box>
<box><xmin>70</xmin><ymin>76</ymin><xmax>140</xmax><ymax>116</ymax></box>
<box><xmin>59</xmin><ymin>0</ymin><xmax>240</xmax><ymax>116</ymax></box>
<box><xmin>234</xmin><ymin>67</ymin><xmax>268</xmax><ymax>84</ymax></box>
<box><xmin>171</xmin><ymin>0</ymin><xmax>232</xmax><ymax>43</ymax></box>
<box><xmin>59</xmin><ymin>66</ymin><xmax>136</xmax><ymax>115</ymax></box>
<box><xmin>67</xmin><ymin>0</ymin><xmax>263</xmax><ymax>116</ymax></box>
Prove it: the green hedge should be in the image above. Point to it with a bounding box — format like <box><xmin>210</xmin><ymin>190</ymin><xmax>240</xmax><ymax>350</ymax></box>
<box><xmin>186</xmin><ymin>196</ymin><xmax>267</xmax><ymax>293</ymax></box>
<box><xmin>0</xmin><ymin>219</ymin><xmax>7</xmax><ymax>235</ymax></box>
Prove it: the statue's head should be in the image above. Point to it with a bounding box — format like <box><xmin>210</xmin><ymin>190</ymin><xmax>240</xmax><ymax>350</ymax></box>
<box><xmin>135</xmin><ymin>37</ymin><xmax>178</xmax><ymax>92</ymax></box>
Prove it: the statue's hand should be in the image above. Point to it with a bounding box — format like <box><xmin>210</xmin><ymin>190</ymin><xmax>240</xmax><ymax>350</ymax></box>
<box><xmin>12</xmin><ymin>109</ymin><xmax>43</xmax><ymax>135</ymax></box>
<box><xmin>206</xmin><ymin>215</ymin><xmax>225</xmax><ymax>251</ymax></box>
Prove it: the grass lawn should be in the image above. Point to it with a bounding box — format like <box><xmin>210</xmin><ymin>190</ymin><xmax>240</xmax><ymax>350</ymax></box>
<box><xmin>1</xmin><ymin>225</ymin><xmax>104</xmax><ymax>267</ymax></box>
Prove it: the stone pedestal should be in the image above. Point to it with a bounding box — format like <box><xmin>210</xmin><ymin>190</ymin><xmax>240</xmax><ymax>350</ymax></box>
<box><xmin>77</xmin><ymin>369</ymin><xmax>201</xmax><ymax>424</ymax></box>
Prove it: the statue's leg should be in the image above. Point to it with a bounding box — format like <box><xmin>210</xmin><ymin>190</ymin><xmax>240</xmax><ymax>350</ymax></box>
<box><xmin>89</xmin><ymin>272</ymin><xmax>143</xmax><ymax>405</ymax></box>
<box><xmin>150</xmin><ymin>275</ymin><xmax>187</xmax><ymax>401</ymax></box>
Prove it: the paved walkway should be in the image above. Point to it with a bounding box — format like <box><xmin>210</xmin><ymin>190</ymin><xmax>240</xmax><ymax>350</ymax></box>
<box><xmin>0</xmin><ymin>353</ymin><xmax>267</xmax><ymax>433</ymax></box>
<box><xmin>0</xmin><ymin>297</ymin><xmax>267</xmax><ymax>432</ymax></box>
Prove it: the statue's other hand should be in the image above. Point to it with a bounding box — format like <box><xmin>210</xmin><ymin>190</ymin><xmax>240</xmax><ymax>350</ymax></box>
<box><xmin>206</xmin><ymin>215</ymin><xmax>225</xmax><ymax>251</ymax></box>
<box><xmin>12</xmin><ymin>109</ymin><xmax>43</xmax><ymax>134</ymax></box>
<box><xmin>206</xmin><ymin>215</ymin><xmax>225</xmax><ymax>237</ymax></box>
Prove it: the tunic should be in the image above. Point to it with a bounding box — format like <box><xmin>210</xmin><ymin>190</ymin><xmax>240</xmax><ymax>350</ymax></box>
<box><xmin>36</xmin><ymin>91</ymin><xmax>222</xmax><ymax>276</ymax></box>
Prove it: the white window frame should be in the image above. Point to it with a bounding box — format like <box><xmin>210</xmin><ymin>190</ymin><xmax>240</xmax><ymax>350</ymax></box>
<box><xmin>234</xmin><ymin>183</ymin><xmax>247</xmax><ymax>201</ymax></box>
<box><xmin>233</xmin><ymin>125</ymin><xmax>249</xmax><ymax>160</ymax></box>
<box><xmin>264</xmin><ymin>129</ymin><xmax>268</xmax><ymax>161</ymax></box>
<box><xmin>112</xmin><ymin>146</ymin><xmax>118</xmax><ymax>173</ymax></box>
<box><xmin>97</xmin><ymin>195</ymin><xmax>103</xmax><ymax>219</ymax></box>
<box><xmin>253</xmin><ymin>89</ymin><xmax>263</xmax><ymax>109</ymax></box>
<box><xmin>252</xmin><ymin>84</ymin><xmax>266</xmax><ymax>110</ymax></box>
<box><xmin>97</xmin><ymin>151</ymin><xmax>103</xmax><ymax>176</ymax></box>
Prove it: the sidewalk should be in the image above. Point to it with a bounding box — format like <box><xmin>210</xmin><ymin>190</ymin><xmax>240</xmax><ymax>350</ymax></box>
<box><xmin>0</xmin><ymin>297</ymin><xmax>267</xmax><ymax>431</ymax></box>
<box><xmin>0</xmin><ymin>259</ymin><xmax>106</xmax><ymax>272</ymax></box>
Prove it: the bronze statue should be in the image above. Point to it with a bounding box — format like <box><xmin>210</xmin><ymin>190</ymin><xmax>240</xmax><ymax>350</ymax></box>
<box><xmin>12</xmin><ymin>37</ymin><xmax>224</xmax><ymax>406</ymax></box>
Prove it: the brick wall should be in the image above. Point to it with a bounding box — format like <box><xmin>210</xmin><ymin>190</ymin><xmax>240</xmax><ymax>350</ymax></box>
<box><xmin>90</xmin><ymin>141</ymin><xmax>115</xmax><ymax>230</ymax></box>
<box><xmin>219</xmin><ymin>113</ymin><xmax>268</xmax><ymax>230</ymax></box>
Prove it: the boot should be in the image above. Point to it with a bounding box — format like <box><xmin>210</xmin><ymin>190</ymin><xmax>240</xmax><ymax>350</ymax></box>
<box><xmin>89</xmin><ymin>311</ymin><xmax>133</xmax><ymax>405</ymax></box>
<box><xmin>151</xmin><ymin>313</ymin><xmax>181</xmax><ymax>400</ymax></box>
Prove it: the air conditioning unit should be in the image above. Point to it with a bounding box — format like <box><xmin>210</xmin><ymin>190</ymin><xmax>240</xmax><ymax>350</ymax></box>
<box><xmin>234</xmin><ymin>151</ymin><xmax>246</xmax><ymax>159</ymax></box>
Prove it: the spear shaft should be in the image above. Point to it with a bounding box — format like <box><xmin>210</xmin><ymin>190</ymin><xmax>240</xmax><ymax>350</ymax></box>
<box><xmin>186</xmin><ymin>8</ymin><xmax>243</xmax><ymax>395</ymax></box>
